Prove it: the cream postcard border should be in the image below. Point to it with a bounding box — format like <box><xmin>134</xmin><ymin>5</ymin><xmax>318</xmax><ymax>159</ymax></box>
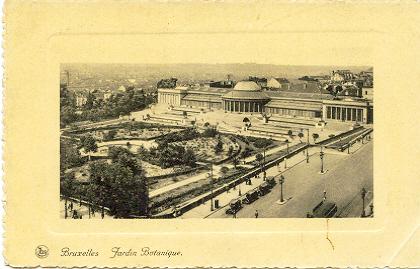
<box><xmin>4</xmin><ymin>1</ymin><xmax>420</xmax><ymax>267</ymax></box>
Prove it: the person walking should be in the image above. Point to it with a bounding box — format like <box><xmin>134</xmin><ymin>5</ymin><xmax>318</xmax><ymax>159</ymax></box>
<box><xmin>323</xmin><ymin>190</ymin><xmax>327</xmax><ymax>201</ymax></box>
<box><xmin>255</xmin><ymin>210</ymin><xmax>259</xmax><ymax>218</ymax></box>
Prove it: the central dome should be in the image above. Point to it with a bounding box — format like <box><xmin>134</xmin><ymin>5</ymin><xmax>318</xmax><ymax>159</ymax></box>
<box><xmin>222</xmin><ymin>80</ymin><xmax>269</xmax><ymax>100</ymax></box>
<box><xmin>233</xmin><ymin>81</ymin><xmax>262</xmax><ymax>91</ymax></box>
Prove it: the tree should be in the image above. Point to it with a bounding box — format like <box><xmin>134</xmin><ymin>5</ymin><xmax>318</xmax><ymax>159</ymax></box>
<box><xmin>60</xmin><ymin>140</ymin><xmax>83</xmax><ymax>172</ymax></box>
<box><xmin>159</xmin><ymin>144</ymin><xmax>185</xmax><ymax>168</ymax></box>
<box><xmin>88</xmin><ymin>149</ymin><xmax>148</xmax><ymax>218</ymax></box>
<box><xmin>84</xmin><ymin>92</ymin><xmax>96</xmax><ymax>110</ymax></box>
<box><xmin>312</xmin><ymin>133</ymin><xmax>320</xmax><ymax>143</ymax></box>
<box><xmin>202</xmin><ymin>127</ymin><xmax>218</xmax><ymax>138</ymax></box>
<box><xmin>80</xmin><ymin>135</ymin><xmax>98</xmax><ymax>161</ymax></box>
<box><xmin>182</xmin><ymin>148</ymin><xmax>197</xmax><ymax>167</ymax></box>
<box><xmin>287</xmin><ymin>130</ymin><xmax>293</xmax><ymax>138</ymax></box>
<box><xmin>228</xmin><ymin>146</ymin><xmax>234</xmax><ymax>156</ymax></box>
<box><xmin>60</xmin><ymin>174</ymin><xmax>76</xmax><ymax>219</ymax></box>
<box><xmin>240</xmin><ymin>147</ymin><xmax>252</xmax><ymax>162</ymax></box>
<box><xmin>255</xmin><ymin>153</ymin><xmax>264</xmax><ymax>166</ymax></box>
<box><xmin>182</xmin><ymin>111</ymin><xmax>188</xmax><ymax>118</ymax></box>
<box><xmin>137</xmin><ymin>145</ymin><xmax>149</xmax><ymax>159</ymax></box>
<box><xmin>60</xmin><ymin>106</ymin><xmax>79</xmax><ymax>128</ymax></box>
<box><xmin>232</xmin><ymin>157</ymin><xmax>239</xmax><ymax>169</ymax></box>
<box><xmin>298</xmin><ymin>132</ymin><xmax>304</xmax><ymax>142</ymax></box>
<box><xmin>214</xmin><ymin>140</ymin><xmax>223</xmax><ymax>154</ymax></box>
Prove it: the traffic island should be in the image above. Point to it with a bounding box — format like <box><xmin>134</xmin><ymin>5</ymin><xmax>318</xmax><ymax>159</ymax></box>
<box><xmin>318</xmin><ymin>169</ymin><xmax>329</xmax><ymax>175</ymax></box>
<box><xmin>276</xmin><ymin>197</ymin><xmax>292</xmax><ymax>205</ymax></box>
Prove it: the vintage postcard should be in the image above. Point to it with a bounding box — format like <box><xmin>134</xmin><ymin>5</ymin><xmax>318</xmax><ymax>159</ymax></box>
<box><xmin>3</xmin><ymin>1</ymin><xmax>419</xmax><ymax>268</ymax></box>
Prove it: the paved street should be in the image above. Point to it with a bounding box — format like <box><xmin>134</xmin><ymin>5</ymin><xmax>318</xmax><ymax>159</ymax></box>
<box><xmin>207</xmin><ymin>137</ymin><xmax>373</xmax><ymax>218</ymax></box>
<box><xmin>181</xmin><ymin>145</ymin><xmax>319</xmax><ymax>218</ymax></box>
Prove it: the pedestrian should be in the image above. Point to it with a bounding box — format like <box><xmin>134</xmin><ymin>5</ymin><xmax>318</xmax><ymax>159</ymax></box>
<box><xmin>323</xmin><ymin>190</ymin><xmax>327</xmax><ymax>201</ymax></box>
<box><xmin>255</xmin><ymin>210</ymin><xmax>259</xmax><ymax>218</ymax></box>
<box><xmin>233</xmin><ymin>212</ymin><xmax>237</xmax><ymax>218</ymax></box>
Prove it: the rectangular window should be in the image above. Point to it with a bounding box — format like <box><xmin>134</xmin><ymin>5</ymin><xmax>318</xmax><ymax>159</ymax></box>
<box><xmin>356</xmin><ymin>109</ymin><xmax>362</xmax><ymax>122</ymax></box>
<box><xmin>337</xmin><ymin>107</ymin><xmax>341</xmax><ymax>120</ymax></box>
<box><xmin>342</xmin><ymin>108</ymin><xmax>346</xmax><ymax>121</ymax></box>
<box><xmin>347</xmin><ymin>108</ymin><xmax>352</xmax><ymax>121</ymax></box>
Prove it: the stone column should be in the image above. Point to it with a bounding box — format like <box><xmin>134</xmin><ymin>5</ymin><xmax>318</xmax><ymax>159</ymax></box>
<box><xmin>322</xmin><ymin>104</ymin><xmax>327</xmax><ymax>120</ymax></box>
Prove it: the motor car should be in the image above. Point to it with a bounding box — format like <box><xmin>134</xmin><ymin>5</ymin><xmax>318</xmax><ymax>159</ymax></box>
<box><xmin>258</xmin><ymin>182</ymin><xmax>271</xmax><ymax>196</ymax></box>
<box><xmin>242</xmin><ymin>189</ymin><xmax>259</xmax><ymax>204</ymax></box>
<box><xmin>225</xmin><ymin>199</ymin><xmax>242</xmax><ymax>215</ymax></box>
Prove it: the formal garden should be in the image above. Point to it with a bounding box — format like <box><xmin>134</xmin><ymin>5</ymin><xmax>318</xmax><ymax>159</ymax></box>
<box><xmin>60</xmin><ymin>120</ymin><xmax>287</xmax><ymax>217</ymax></box>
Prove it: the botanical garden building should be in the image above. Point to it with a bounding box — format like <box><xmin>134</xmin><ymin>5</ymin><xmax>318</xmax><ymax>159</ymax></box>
<box><xmin>157</xmin><ymin>80</ymin><xmax>373</xmax><ymax>124</ymax></box>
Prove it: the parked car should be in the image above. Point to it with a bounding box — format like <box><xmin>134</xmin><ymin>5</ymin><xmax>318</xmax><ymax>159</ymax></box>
<box><xmin>225</xmin><ymin>199</ymin><xmax>242</xmax><ymax>215</ymax></box>
<box><xmin>242</xmin><ymin>189</ymin><xmax>259</xmax><ymax>204</ymax></box>
<box><xmin>258</xmin><ymin>182</ymin><xmax>271</xmax><ymax>196</ymax></box>
<box><xmin>266</xmin><ymin>176</ymin><xmax>276</xmax><ymax>187</ymax></box>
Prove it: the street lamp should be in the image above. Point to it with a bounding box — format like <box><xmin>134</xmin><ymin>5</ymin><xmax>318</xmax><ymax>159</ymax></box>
<box><xmin>361</xmin><ymin>188</ymin><xmax>367</xmax><ymax>217</ymax></box>
<box><xmin>209</xmin><ymin>163</ymin><xmax>214</xmax><ymax>211</ymax></box>
<box><xmin>263</xmin><ymin>145</ymin><xmax>267</xmax><ymax>181</ymax></box>
<box><xmin>319</xmin><ymin>146</ymin><xmax>325</xmax><ymax>174</ymax></box>
<box><xmin>279</xmin><ymin>175</ymin><xmax>285</xmax><ymax>203</ymax></box>
<box><xmin>306</xmin><ymin>129</ymin><xmax>310</xmax><ymax>163</ymax></box>
<box><xmin>347</xmin><ymin>142</ymin><xmax>351</xmax><ymax>154</ymax></box>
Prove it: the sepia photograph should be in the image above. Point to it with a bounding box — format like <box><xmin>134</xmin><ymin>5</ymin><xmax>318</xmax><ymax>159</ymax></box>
<box><xmin>60</xmin><ymin>63</ymin><xmax>374</xmax><ymax>219</ymax></box>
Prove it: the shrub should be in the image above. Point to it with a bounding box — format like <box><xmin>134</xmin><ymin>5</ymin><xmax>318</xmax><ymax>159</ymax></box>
<box><xmin>253</xmin><ymin>138</ymin><xmax>273</xmax><ymax>148</ymax></box>
<box><xmin>220</xmin><ymin>166</ymin><xmax>229</xmax><ymax>174</ymax></box>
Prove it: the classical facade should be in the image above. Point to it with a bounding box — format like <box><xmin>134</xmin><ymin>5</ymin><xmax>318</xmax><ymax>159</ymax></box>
<box><xmin>157</xmin><ymin>80</ymin><xmax>373</xmax><ymax>124</ymax></box>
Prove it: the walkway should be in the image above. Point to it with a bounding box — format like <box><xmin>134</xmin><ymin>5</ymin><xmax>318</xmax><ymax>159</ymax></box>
<box><xmin>149</xmin><ymin>141</ymin><xmax>300</xmax><ymax>198</ymax></box>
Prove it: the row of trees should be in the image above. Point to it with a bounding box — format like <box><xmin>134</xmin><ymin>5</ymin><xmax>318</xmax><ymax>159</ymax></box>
<box><xmin>60</xmin><ymin>85</ymin><xmax>155</xmax><ymax>128</ymax></box>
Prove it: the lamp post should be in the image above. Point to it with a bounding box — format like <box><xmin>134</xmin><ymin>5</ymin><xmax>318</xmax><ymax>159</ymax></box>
<box><xmin>320</xmin><ymin>146</ymin><xmax>325</xmax><ymax>173</ymax></box>
<box><xmin>209</xmin><ymin>163</ymin><xmax>214</xmax><ymax>211</ymax></box>
<box><xmin>279</xmin><ymin>175</ymin><xmax>285</xmax><ymax>203</ymax></box>
<box><xmin>347</xmin><ymin>142</ymin><xmax>351</xmax><ymax>154</ymax></box>
<box><xmin>306</xmin><ymin>129</ymin><xmax>310</xmax><ymax>163</ymax></box>
<box><xmin>361</xmin><ymin>188</ymin><xmax>367</xmax><ymax>217</ymax></box>
<box><xmin>263</xmin><ymin>145</ymin><xmax>267</xmax><ymax>181</ymax></box>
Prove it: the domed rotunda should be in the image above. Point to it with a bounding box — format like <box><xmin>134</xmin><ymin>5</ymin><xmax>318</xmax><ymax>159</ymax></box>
<box><xmin>222</xmin><ymin>81</ymin><xmax>270</xmax><ymax>113</ymax></box>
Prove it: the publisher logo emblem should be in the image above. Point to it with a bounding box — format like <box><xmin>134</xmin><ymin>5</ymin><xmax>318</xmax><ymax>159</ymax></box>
<box><xmin>35</xmin><ymin>245</ymin><xmax>49</xmax><ymax>259</ymax></box>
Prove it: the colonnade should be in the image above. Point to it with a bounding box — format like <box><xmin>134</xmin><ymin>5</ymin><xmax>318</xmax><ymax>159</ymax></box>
<box><xmin>223</xmin><ymin>100</ymin><xmax>264</xmax><ymax>113</ymax></box>
<box><xmin>326</xmin><ymin>106</ymin><xmax>365</xmax><ymax>122</ymax></box>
